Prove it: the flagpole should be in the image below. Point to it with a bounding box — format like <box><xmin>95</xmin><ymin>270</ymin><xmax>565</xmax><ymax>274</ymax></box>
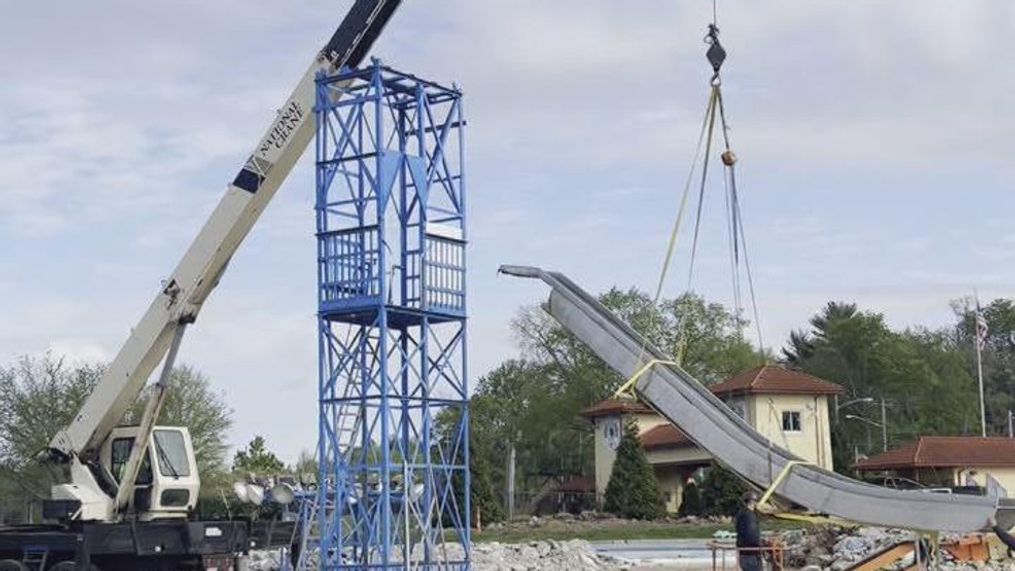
<box><xmin>975</xmin><ymin>294</ymin><xmax>987</xmax><ymax>438</ymax></box>
<box><xmin>977</xmin><ymin>329</ymin><xmax>986</xmax><ymax>437</ymax></box>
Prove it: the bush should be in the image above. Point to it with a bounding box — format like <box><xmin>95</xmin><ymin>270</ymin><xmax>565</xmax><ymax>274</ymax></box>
<box><xmin>699</xmin><ymin>463</ymin><xmax>748</xmax><ymax>516</ymax></box>
<box><xmin>603</xmin><ymin>421</ymin><xmax>664</xmax><ymax>520</ymax></box>
<box><xmin>470</xmin><ymin>437</ymin><xmax>505</xmax><ymax>525</ymax></box>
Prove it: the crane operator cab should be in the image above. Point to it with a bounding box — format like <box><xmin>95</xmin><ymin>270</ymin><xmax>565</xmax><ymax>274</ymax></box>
<box><xmin>103</xmin><ymin>426</ymin><xmax>200</xmax><ymax>519</ymax></box>
<box><xmin>51</xmin><ymin>426</ymin><xmax>200</xmax><ymax>521</ymax></box>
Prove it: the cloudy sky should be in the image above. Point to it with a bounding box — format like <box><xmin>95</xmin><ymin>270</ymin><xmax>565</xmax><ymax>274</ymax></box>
<box><xmin>2</xmin><ymin>1</ymin><xmax>1013</xmax><ymax>462</ymax></box>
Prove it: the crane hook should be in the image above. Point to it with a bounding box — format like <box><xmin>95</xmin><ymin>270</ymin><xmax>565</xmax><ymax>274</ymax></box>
<box><xmin>704</xmin><ymin>23</ymin><xmax>726</xmax><ymax>84</ymax></box>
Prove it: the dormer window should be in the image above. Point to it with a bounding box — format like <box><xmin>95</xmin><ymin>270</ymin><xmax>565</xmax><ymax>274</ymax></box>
<box><xmin>782</xmin><ymin>411</ymin><xmax>802</xmax><ymax>433</ymax></box>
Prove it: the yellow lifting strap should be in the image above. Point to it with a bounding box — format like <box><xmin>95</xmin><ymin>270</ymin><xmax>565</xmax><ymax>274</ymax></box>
<box><xmin>757</xmin><ymin>460</ymin><xmax>808</xmax><ymax>508</ymax></box>
<box><xmin>756</xmin><ymin>460</ymin><xmax>856</xmax><ymax>527</ymax></box>
<box><xmin>613</xmin><ymin>359</ymin><xmax>678</xmax><ymax>399</ymax></box>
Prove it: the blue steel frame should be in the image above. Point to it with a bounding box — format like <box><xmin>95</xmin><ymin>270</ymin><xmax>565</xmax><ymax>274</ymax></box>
<box><xmin>314</xmin><ymin>59</ymin><xmax>470</xmax><ymax>571</ymax></box>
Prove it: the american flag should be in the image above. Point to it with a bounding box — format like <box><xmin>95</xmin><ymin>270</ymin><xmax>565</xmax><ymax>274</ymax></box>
<box><xmin>975</xmin><ymin>301</ymin><xmax>989</xmax><ymax>351</ymax></box>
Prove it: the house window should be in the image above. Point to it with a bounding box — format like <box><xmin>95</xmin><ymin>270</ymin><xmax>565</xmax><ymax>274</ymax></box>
<box><xmin>782</xmin><ymin>411</ymin><xmax>802</xmax><ymax>433</ymax></box>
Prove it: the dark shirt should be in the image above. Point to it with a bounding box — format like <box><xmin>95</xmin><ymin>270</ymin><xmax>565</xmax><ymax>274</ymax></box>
<box><xmin>735</xmin><ymin>508</ymin><xmax>761</xmax><ymax>549</ymax></box>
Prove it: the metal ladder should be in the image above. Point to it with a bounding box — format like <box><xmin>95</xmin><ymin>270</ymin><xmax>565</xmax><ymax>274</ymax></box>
<box><xmin>295</xmin><ymin>325</ymin><xmax>368</xmax><ymax>570</ymax></box>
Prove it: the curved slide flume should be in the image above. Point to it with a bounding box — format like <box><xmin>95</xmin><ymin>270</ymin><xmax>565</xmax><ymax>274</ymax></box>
<box><xmin>500</xmin><ymin>264</ymin><xmax>1015</xmax><ymax>533</ymax></box>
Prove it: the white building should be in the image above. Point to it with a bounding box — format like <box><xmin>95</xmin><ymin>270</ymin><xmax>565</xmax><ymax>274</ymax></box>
<box><xmin>583</xmin><ymin>365</ymin><xmax>843</xmax><ymax>513</ymax></box>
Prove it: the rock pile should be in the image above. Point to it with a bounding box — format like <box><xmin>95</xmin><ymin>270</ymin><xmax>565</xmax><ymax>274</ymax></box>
<box><xmin>248</xmin><ymin>549</ymin><xmax>285</xmax><ymax>570</ymax></box>
<box><xmin>781</xmin><ymin>526</ymin><xmax>1015</xmax><ymax>571</ymax></box>
<box><xmin>462</xmin><ymin>539</ymin><xmax>626</xmax><ymax>571</ymax></box>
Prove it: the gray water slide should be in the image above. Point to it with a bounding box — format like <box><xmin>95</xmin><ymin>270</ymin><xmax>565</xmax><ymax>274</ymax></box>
<box><xmin>500</xmin><ymin>265</ymin><xmax>1015</xmax><ymax>533</ymax></box>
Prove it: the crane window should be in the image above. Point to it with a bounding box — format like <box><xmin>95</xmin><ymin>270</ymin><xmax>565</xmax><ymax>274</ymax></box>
<box><xmin>154</xmin><ymin>430</ymin><xmax>191</xmax><ymax>477</ymax></box>
<box><xmin>110</xmin><ymin>438</ymin><xmax>153</xmax><ymax>485</ymax></box>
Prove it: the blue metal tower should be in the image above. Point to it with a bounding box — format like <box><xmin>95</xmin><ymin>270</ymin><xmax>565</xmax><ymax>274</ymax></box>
<box><xmin>314</xmin><ymin>60</ymin><xmax>470</xmax><ymax>570</ymax></box>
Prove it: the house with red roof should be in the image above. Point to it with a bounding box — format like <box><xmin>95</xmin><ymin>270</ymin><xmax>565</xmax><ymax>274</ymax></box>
<box><xmin>855</xmin><ymin>436</ymin><xmax>1015</xmax><ymax>495</ymax></box>
<box><xmin>583</xmin><ymin>364</ymin><xmax>843</xmax><ymax>513</ymax></box>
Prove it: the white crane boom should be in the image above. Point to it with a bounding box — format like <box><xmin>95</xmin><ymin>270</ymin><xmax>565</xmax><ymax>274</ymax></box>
<box><xmin>49</xmin><ymin>0</ymin><xmax>403</xmax><ymax>462</ymax></box>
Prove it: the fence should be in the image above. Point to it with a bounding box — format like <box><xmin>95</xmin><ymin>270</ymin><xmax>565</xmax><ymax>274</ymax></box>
<box><xmin>501</xmin><ymin>490</ymin><xmax>600</xmax><ymax>519</ymax></box>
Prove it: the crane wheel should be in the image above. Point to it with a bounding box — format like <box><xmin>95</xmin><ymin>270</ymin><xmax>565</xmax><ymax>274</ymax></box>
<box><xmin>0</xmin><ymin>560</ymin><xmax>27</xmax><ymax>571</ymax></box>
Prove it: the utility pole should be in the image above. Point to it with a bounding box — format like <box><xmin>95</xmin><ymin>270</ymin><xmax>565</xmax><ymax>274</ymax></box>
<box><xmin>1008</xmin><ymin>410</ymin><xmax>1013</xmax><ymax>438</ymax></box>
<box><xmin>506</xmin><ymin>441</ymin><xmax>516</xmax><ymax>520</ymax></box>
<box><xmin>881</xmin><ymin>397</ymin><xmax>888</xmax><ymax>452</ymax></box>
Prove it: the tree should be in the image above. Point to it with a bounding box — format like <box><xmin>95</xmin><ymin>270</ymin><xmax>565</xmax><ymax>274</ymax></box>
<box><xmin>434</xmin><ymin>405</ymin><xmax>504</xmax><ymax>528</ymax></box>
<box><xmin>449</xmin><ymin>427</ymin><xmax>504</xmax><ymax>528</ymax></box>
<box><xmin>232</xmin><ymin>436</ymin><xmax>287</xmax><ymax>475</ymax></box>
<box><xmin>785</xmin><ymin>301</ymin><xmax>979</xmax><ymax>471</ymax></box>
<box><xmin>782</xmin><ymin>330</ymin><xmax>815</xmax><ymax>365</ymax></box>
<box><xmin>469</xmin><ymin>438</ymin><xmax>504</xmax><ymax>526</ymax></box>
<box><xmin>124</xmin><ymin>365</ymin><xmax>233</xmax><ymax>478</ymax></box>
<box><xmin>294</xmin><ymin>449</ymin><xmax>318</xmax><ymax>483</ymax></box>
<box><xmin>952</xmin><ymin>297</ymin><xmax>1015</xmax><ymax>435</ymax></box>
<box><xmin>698</xmin><ymin>464</ymin><xmax>747</xmax><ymax>517</ymax></box>
<box><xmin>515</xmin><ymin>288</ymin><xmax>762</xmax><ymax>390</ymax></box>
<box><xmin>603</xmin><ymin>422</ymin><xmax>663</xmax><ymax>520</ymax></box>
<box><xmin>0</xmin><ymin>354</ymin><xmax>233</xmax><ymax>522</ymax></box>
<box><xmin>0</xmin><ymin>355</ymin><xmax>102</xmax><ymax>510</ymax></box>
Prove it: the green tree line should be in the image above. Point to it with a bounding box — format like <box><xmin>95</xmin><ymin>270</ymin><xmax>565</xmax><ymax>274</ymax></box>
<box><xmin>2</xmin><ymin>289</ymin><xmax>1010</xmax><ymax>523</ymax></box>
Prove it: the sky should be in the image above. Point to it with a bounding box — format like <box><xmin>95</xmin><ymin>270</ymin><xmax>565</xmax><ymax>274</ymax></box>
<box><xmin>1</xmin><ymin>1</ymin><xmax>1014</xmax><ymax>463</ymax></box>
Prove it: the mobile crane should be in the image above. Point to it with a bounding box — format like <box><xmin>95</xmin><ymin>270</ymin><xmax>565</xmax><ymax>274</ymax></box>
<box><xmin>0</xmin><ymin>1</ymin><xmax>403</xmax><ymax>569</ymax></box>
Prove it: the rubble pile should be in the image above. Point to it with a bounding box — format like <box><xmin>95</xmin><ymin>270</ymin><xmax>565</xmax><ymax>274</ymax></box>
<box><xmin>782</xmin><ymin>526</ymin><xmax>913</xmax><ymax>569</ymax></box>
<box><xmin>781</xmin><ymin>526</ymin><xmax>1015</xmax><ymax>571</ymax></box>
<box><xmin>248</xmin><ymin>550</ymin><xmax>286</xmax><ymax>570</ymax></box>
<box><xmin>458</xmin><ymin>539</ymin><xmax>626</xmax><ymax>571</ymax></box>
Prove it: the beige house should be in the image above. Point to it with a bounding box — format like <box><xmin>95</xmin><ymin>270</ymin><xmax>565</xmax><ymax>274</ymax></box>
<box><xmin>583</xmin><ymin>365</ymin><xmax>843</xmax><ymax>513</ymax></box>
<box><xmin>855</xmin><ymin>436</ymin><xmax>1015</xmax><ymax>496</ymax></box>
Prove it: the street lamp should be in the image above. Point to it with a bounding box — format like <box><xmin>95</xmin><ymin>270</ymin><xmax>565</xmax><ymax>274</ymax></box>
<box><xmin>845</xmin><ymin>414</ymin><xmax>888</xmax><ymax>452</ymax></box>
<box><xmin>837</xmin><ymin>397</ymin><xmax>875</xmax><ymax>411</ymax></box>
<box><xmin>833</xmin><ymin>396</ymin><xmax>875</xmax><ymax>423</ymax></box>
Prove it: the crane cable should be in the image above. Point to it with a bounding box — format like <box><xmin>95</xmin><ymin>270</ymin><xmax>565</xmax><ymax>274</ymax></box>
<box><xmin>715</xmin><ymin>80</ymin><xmax>766</xmax><ymax>355</ymax></box>
<box><xmin>618</xmin><ymin>87</ymin><xmax>717</xmax><ymax>399</ymax></box>
<box><xmin>622</xmin><ymin>8</ymin><xmax>767</xmax><ymax>400</ymax></box>
<box><xmin>651</xmin><ymin>15</ymin><xmax>766</xmax><ymax>368</ymax></box>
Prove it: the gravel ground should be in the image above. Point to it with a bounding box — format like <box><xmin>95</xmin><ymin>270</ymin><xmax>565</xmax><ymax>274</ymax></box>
<box><xmin>247</xmin><ymin>522</ymin><xmax>1015</xmax><ymax>570</ymax></box>
<box><xmin>248</xmin><ymin>539</ymin><xmax>627</xmax><ymax>571</ymax></box>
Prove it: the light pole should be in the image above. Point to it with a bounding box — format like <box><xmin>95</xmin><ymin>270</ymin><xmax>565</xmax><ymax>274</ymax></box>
<box><xmin>835</xmin><ymin>397</ymin><xmax>875</xmax><ymax>423</ymax></box>
<box><xmin>845</xmin><ymin>414</ymin><xmax>888</xmax><ymax>452</ymax></box>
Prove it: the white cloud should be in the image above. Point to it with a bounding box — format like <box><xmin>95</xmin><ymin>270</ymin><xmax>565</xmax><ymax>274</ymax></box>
<box><xmin>45</xmin><ymin>340</ymin><xmax>110</xmax><ymax>365</ymax></box>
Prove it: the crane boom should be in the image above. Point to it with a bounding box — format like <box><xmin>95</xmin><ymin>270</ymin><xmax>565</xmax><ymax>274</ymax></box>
<box><xmin>49</xmin><ymin>0</ymin><xmax>403</xmax><ymax>461</ymax></box>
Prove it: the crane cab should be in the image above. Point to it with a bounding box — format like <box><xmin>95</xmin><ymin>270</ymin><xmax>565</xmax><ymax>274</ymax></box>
<box><xmin>98</xmin><ymin>425</ymin><xmax>201</xmax><ymax>520</ymax></box>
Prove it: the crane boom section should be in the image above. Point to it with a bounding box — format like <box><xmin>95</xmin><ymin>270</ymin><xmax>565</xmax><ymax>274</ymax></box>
<box><xmin>49</xmin><ymin>0</ymin><xmax>402</xmax><ymax>460</ymax></box>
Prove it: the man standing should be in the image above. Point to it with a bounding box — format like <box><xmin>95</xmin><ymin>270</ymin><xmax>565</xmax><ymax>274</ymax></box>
<box><xmin>736</xmin><ymin>490</ymin><xmax>763</xmax><ymax>571</ymax></box>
